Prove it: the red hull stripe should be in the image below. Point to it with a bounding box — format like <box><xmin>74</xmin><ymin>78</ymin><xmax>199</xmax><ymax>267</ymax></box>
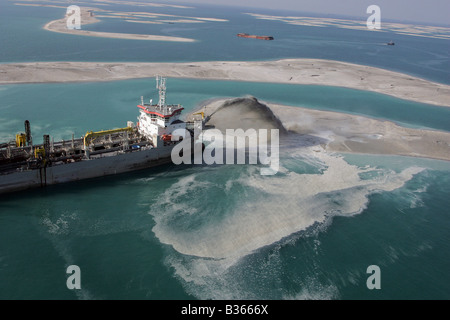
<box><xmin>137</xmin><ymin>105</ymin><xmax>184</xmax><ymax>118</ymax></box>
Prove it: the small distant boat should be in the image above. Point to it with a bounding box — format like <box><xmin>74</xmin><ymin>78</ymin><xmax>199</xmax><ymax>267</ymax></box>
<box><xmin>387</xmin><ymin>41</ymin><xmax>395</xmax><ymax>46</ymax></box>
<box><xmin>237</xmin><ymin>33</ymin><xmax>274</xmax><ymax>40</ymax></box>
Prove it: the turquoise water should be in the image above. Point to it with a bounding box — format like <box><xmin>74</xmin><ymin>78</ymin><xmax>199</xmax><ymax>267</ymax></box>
<box><xmin>1</xmin><ymin>78</ymin><xmax>449</xmax><ymax>144</ymax></box>
<box><xmin>0</xmin><ymin>1</ymin><xmax>449</xmax><ymax>300</ymax></box>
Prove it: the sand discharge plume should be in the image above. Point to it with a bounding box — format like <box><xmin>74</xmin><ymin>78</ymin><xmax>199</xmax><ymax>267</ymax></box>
<box><xmin>146</xmin><ymin>96</ymin><xmax>426</xmax><ymax>299</ymax></box>
<box><xmin>204</xmin><ymin>96</ymin><xmax>288</xmax><ymax>135</ymax></box>
<box><xmin>151</xmin><ymin>97</ymin><xmax>425</xmax><ymax>259</ymax></box>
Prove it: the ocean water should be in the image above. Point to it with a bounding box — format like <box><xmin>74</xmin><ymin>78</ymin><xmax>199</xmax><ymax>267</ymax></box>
<box><xmin>0</xmin><ymin>1</ymin><xmax>449</xmax><ymax>84</ymax></box>
<box><xmin>0</xmin><ymin>1</ymin><xmax>449</xmax><ymax>300</ymax></box>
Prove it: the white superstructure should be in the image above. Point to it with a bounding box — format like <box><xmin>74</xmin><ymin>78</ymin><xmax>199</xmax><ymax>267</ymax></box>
<box><xmin>137</xmin><ymin>76</ymin><xmax>186</xmax><ymax>140</ymax></box>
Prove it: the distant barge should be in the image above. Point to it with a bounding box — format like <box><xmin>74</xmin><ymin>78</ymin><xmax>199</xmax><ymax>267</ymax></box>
<box><xmin>237</xmin><ymin>33</ymin><xmax>274</xmax><ymax>40</ymax></box>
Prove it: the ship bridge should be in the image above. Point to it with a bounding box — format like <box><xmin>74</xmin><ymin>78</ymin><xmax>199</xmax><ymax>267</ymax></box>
<box><xmin>137</xmin><ymin>103</ymin><xmax>184</xmax><ymax>120</ymax></box>
<box><xmin>137</xmin><ymin>77</ymin><xmax>186</xmax><ymax>139</ymax></box>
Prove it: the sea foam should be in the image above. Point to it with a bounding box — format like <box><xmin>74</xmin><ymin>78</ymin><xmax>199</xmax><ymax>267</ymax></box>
<box><xmin>151</xmin><ymin>147</ymin><xmax>424</xmax><ymax>260</ymax></box>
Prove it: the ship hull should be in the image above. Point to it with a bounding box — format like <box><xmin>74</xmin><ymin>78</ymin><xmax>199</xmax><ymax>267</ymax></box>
<box><xmin>0</xmin><ymin>146</ymin><xmax>174</xmax><ymax>194</ymax></box>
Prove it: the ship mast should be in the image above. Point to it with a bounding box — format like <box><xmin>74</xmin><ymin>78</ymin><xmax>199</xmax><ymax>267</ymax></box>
<box><xmin>156</xmin><ymin>76</ymin><xmax>166</xmax><ymax>109</ymax></box>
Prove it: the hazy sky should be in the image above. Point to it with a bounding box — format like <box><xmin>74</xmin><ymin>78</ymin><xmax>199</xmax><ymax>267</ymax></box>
<box><xmin>170</xmin><ymin>0</ymin><xmax>450</xmax><ymax>25</ymax></box>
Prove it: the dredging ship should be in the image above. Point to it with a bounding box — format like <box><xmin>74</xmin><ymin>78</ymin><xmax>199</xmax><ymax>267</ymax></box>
<box><xmin>0</xmin><ymin>77</ymin><xmax>200</xmax><ymax>194</ymax></box>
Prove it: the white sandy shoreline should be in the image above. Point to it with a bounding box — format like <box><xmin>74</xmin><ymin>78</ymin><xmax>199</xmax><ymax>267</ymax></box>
<box><xmin>0</xmin><ymin>59</ymin><xmax>449</xmax><ymax>107</ymax></box>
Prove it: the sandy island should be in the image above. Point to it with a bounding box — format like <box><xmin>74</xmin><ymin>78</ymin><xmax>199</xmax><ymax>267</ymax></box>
<box><xmin>43</xmin><ymin>6</ymin><xmax>196</xmax><ymax>42</ymax></box>
<box><xmin>187</xmin><ymin>97</ymin><xmax>450</xmax><ymax>162</ymax></box>
<box><xmin>245</xmin><ymin>13</ymin><xmax>450</xmax><ymax>40</ymax></box>
<box><xmin>0</xmin><ymin>59</ymin><xmax>449</xmax><ymax>161</ymax></box>
<box><xmin>1</xmin><ymin>42</ymin><xmax>449</xmax><ymax>162</ymax></box>
<box><xmin>1</xmin><ymin>59</ymin><xmax>449</xmax><ymax>107</ymax></box>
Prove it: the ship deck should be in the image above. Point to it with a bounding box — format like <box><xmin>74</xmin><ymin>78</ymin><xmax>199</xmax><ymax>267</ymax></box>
<box><xmin>0</xmin><ymin>128</ymin><xmax>153</xmax><ymax>175</ymax></box>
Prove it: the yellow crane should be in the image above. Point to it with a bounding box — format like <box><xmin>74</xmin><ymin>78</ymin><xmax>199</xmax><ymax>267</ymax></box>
<box><xmin>192</xmin><ymin>111</ymin><xmax>205</xmax><ymax>120</ymax></box>
<box><xmin>83</xmin><ymin>127</ymin><xmax>134</xmax><ymax>147</ymax></box>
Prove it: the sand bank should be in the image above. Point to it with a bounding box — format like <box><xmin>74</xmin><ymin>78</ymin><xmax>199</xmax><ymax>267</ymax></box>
<box><xmin>245</xmin><ymin>13</ymin><xmax>450</xmax><ymax>40</ymax></box>
<box><xmin>1</xmin><ymin>59</ymin><xmax>449</xmax><ymax>107</ymax></box>
<box><xmin>271</xmin><ymin>103</ymin><xmax>450</xmax><ymax>161</ymax></box>
<box><xmin>188</xmin><ymin>97</ymin><xmax>450</xmax><ymax>162</ymax></box>
<box><xmin>43</xmin><ymin>6</ymin><xmax>196</xmax><ymax>42</ymax></box>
